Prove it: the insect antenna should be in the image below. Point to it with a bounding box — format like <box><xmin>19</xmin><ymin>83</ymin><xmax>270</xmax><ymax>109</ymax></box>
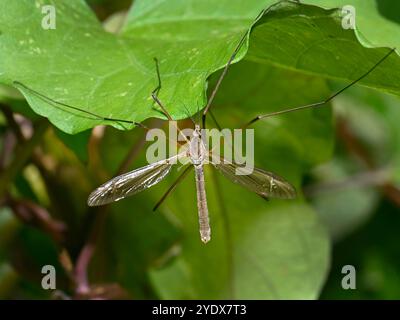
<box><xmin>241</xmin><ymin>47</ymin><xmax>396</xmax><ymax>129</ymax></box>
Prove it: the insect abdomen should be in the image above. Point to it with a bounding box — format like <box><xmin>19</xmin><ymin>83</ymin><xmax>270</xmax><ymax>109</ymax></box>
<box><xmin>194</xmin><ymin>165</ymin><xmax>211</xmax><ymax>243</ymax></box>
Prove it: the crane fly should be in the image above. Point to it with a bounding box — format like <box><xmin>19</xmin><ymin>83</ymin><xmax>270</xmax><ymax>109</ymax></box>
<box><xmin>86</xmin><ymin>122</ymin><xmax>296</xmax><ymax>243</ymax></box>
<box><xmin>11</xmin><ymin>2</ymin><xmax>395</xmax><ymax>243</ymax></box>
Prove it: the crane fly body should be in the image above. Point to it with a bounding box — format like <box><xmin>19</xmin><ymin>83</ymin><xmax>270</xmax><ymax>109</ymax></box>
<box><xmin>87</xmin><ymin>123</ymin><xmax>296</xmax><ymax>243</ymax></box>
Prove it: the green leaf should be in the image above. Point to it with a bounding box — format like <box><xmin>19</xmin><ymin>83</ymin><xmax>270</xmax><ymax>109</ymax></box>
<box><xmin>246</xmin><ymin>1</ymin><xmax>400</xmax><ymax>96</ymax></box>
<box><xmin>1</xmin><ymin>1</ymin><xmax>399</xmax><ymax>135</ymax></box>
<box><xmin>151</xmin><ymin>189</ymin><xmax>330</xmax><ymax>299</ymax></box>
<box><xmin>0</xmin><ymin>0</ymin><xmax>270</xmax><ymax>133</ymax></box>
<box><xmin>304</xmin><ymin>0</ymin><xmax>400</xmax><ymax>49</ymax></box>
<box><xmin>210</xmin><ymin>61</ymin><xmax>335</xmax><ymax>169</ymax></box>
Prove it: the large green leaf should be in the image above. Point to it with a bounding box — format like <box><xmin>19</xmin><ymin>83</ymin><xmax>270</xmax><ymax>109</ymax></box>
<box><xmin>151</xmin><ymin>185</ymin><xmax>329</xmax><ymax>299</ymax></box>
<box><xmin>1</xmin><ymin>0</ymin><xmax>399</xmax><ymax>134</ymax></box>
<box><xmin>305</xmin><ymin>0</ymin><xmax>400</xmax><ymax>49</ymax></box>
<box><xmin>246</xmin><ymin>1</ymin><xmax>400</xmax><ymax>96</ymax></box>
<box><xmin>0</xmin><ymin>0</ymin><xmax>270</xmax><ymax>133</ymax></box>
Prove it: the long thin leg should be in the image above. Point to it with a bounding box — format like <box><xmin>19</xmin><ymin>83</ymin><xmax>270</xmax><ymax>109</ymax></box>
<box><xmin>152</xmin><ymin>57</ymin><xmax>162</xmax><ymax>96</ymax></box>
<box><xmin>13</xmin><ymin>81</ymin><xmax>138</xmax><ymax>127</ymax></box>
<box><xmin>153</xmin><ymin>165</ymin><xmax>193</xmax><ymax>211</ymax></box>
<box><xmin>151</xmin><ymin>58</ymin><xmax>191</xmax><ymax>144</ymax></box>
<box><xmin>151</xmin><ymin>57</ymin><xmax>173</xmax><ymax>121</ymax></box>
<box><xmin>202</xmin><ymin>31</ymin><xmax>247</xmax><ymax>129</ymax></box>
<box><xmin>202</xmin><ymin>5</ymin><xmax>274</xmax><ymax>128</ymax></box>
<box><xmin>202</xmin><ymin>31</ymin><xmax>247</xmax><ymax>118</ymax></box>
<box><xmin>241</xmin><ymin>48</ymin><xmax>396</xmax><ymax>129</ymax></box>
<box><xmin>14</xmin><ymin>59</ymin><xmax>172</xmax><ymax>128</ymax></box>
<box><xmin>12</xmin><ymin>81</ymin><xmax>173</xmax><ymax>141</ymax></box>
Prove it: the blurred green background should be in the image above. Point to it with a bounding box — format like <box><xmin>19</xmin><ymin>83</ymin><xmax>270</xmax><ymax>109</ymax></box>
<box><xmin>0</xmin><ymin>0</ymin><xmax>400</xmax><ymax>299</ymax></box>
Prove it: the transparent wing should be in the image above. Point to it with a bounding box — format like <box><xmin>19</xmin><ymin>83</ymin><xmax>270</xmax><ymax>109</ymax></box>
<box><xmin>88</xmin><ymin>154</ymin><xmax>186</xmax><ymax>206</ymax></box>
<box><xmin>213</xmin><ymin>160</ymin><xmax>296</xmax><ymax>199</ymax></box>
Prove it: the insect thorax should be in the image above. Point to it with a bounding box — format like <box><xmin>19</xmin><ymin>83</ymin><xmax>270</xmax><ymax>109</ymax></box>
<box><xmin>189</xmin><ymin>127</ymin><xmax>207</xmax><ymax>166</ymax></box>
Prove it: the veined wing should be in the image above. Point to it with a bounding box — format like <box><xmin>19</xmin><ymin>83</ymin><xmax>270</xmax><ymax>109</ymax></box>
<box><xmin>88</xmin><ymin>153</ymin><xmax>187</xmax><ymax>206</ymax></box>
<box><xmin>213</xmin><ymin>159</ymin><xmax>296</xmax><ymax>199</ymax></box>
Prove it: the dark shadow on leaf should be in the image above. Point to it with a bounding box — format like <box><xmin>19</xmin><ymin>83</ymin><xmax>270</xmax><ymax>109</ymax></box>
<box><xmin>376</xmin><ymin>0</ymin><xmax>400</xmax><ymax>24</ymax></box>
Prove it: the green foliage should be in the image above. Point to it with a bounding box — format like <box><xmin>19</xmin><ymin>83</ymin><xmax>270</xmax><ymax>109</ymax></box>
<box><xmin>306</xmin><ymin>0</ymin><xmax>400</xmax><ymax>48</ymax></box>
<box><xmin>247</xmin><ymin>2</ymin><xmax>400</xmax><ymax>96</ymax></box>
<box><xmin>0</xmin><ymin>0</ymin><xmax>399</xmax><ymax>300</ymax></box>
<box><xmin>0</xmin><ymin>0</ymin><xmax>268</xmax><ymax>133</ymax></box>
<box><xmin>1</xmin><ymin>0</ymin><xmax>399</xmax><ymax>133</ymax></box>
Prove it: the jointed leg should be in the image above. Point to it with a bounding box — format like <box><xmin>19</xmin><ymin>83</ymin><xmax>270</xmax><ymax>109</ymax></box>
<box><xmin>201</xmin><ymin>4</ymin><xmax>278</xmax><ymax>129</ymax></box>
<box><xmin>151</xmin><ymin>58</ymin><xmax>173</xmax><ymax>121</ymax></box>
<box><xmin>241</xmin><ymin>48</ymin><xmax>396</xmax><ymax>129</ymax></box>
<box><xmin>13</xmin><ymin>81</ymin><xmax>148</xmax><ymax>132</ymax></box>
<box><xmin>151</xmin><ymin>58</ymin><xmax>190</xmax><ymax>143</ymax></box>
<box><xmin>152</xmin><ymin>57</ymin><xmax>162</xmax><ymax>96</ymax></box>
<box><xmin>201</xmin><ymin>30</ymin><xmax>248</xmax><ymax>129</ymax></box>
